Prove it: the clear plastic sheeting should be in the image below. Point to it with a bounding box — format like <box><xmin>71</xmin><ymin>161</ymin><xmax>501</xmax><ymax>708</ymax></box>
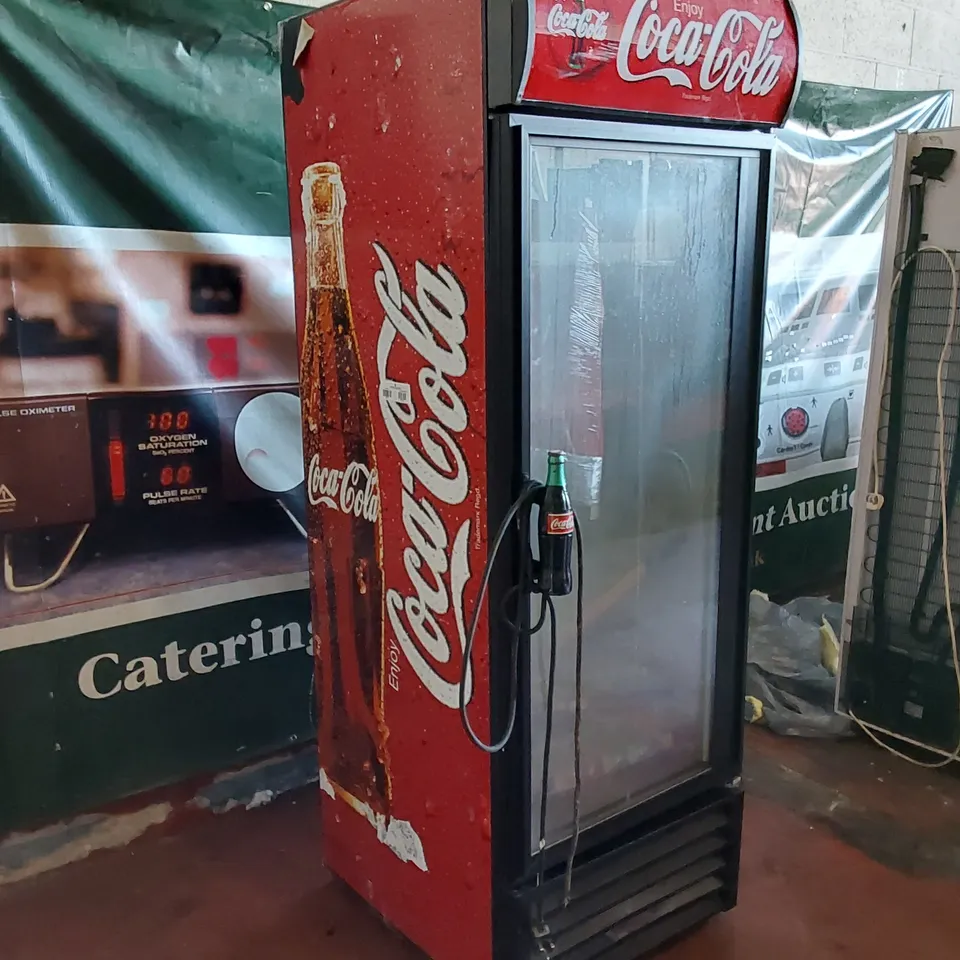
<box><xmin>528</xmin><ymin>162</ymin><xmax>607</xmax><ymax>515</ymax></box>
<box><xmin>746</xmin><ymin>591</ymin><xmax>851</xmax><ymax>739</ymax></box>
<box><xmin>753</xmin><ymin>82</ymin><xmax>953</xmax><ymax>599</ymax></box>
<box><xmin>528</xmin><ymin>138</ymin><xmax>739</xmax><ymax>848</ymax></box>
<box><xmin>565</xmin><ymin>201</ymin><xmax>605</xmax><ymax>512</ymax></box>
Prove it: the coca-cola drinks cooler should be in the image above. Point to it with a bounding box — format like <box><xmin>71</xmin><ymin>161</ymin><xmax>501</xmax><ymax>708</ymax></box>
<box><xmin>281</xmin><ymin>3</ymin><xmax>801</xmax><ymax>960</ymax></box>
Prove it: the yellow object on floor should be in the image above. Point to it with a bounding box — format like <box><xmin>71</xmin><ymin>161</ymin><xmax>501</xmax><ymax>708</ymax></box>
<box><xmin>745</xmin><ymin>696</ymin><xmax>765</xmax><ymax>724</ymax></box>
<box><xmin>820</xmin><ymin>617</ymin><xmax>840</xmax><ymax>677</ymax></box>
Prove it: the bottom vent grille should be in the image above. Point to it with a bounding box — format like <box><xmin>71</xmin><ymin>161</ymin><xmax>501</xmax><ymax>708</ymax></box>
<box><xmin>512</xmin><ymin>791</ymin><xmax>742</xmax><ymax>960</ymax></box>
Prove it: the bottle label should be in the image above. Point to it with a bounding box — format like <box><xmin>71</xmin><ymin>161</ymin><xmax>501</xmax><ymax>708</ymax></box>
<box><xmin>546</xmin><ymin>511</ymin><xmax>575</xmax><ymax>535</ymax></box>
<box><xmin>307</xmin><ymin>456</ymin><xmax>381</xmax><ymax>522</ymax></box>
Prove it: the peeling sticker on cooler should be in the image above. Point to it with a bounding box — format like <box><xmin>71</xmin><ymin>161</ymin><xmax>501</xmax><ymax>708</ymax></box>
<box><xmin>380</xmin><ymin>378</ymin><xmax>412</xmax><ymax>409</ymax></box>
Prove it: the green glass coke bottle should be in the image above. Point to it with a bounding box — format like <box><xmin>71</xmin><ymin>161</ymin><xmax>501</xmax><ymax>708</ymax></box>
<box><xmin>539</xmin><ymin>451</ymin><xmax>575</xmax><ymax>597</ymax></box>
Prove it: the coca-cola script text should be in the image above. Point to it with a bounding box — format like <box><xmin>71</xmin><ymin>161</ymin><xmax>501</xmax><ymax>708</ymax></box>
<box><xmin>546</xmin><ymin>3</ymin><xmax>610</xmax><ymax>39</ymax></box>
<box><xmin>373</xmin><ymin>243</ymin><xmax>476</xmax><ymax>711</ymax></box>
<box><xmin>617</xmin><ymin>0</ymin><xmax>786</xmax><ymax>95</ymax></box>
<box><xmin>546</xmin><ymin>512</ymin><xmax>575</xmax><ymax>535</ymax></box>
<box><xmin>308</xmin><ymin>457</ymin><xmax>381</xmax><ymax>522</ymax></box>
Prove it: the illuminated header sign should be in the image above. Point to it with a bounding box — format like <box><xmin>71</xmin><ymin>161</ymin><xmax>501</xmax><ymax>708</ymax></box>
<box><xmin>519</xmin><ymin>0</ymin><xmax>802</xmax><ymax>126</ymax></box>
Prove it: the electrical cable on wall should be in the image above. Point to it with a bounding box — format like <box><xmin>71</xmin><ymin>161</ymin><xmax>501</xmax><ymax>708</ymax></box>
<box><xmin>854</xmin><ymin>244</ymin><xmax>960</xmax><ymax>768</ymax></box>
<box><xmin>3</xmin><ymin>524</ymin><xmax>91</xmax><ymax>594</ymax></box>
<box><xmin>277</xmin><ymin>498</ymin><xmax>308</xmax><ymax>539</ymax></box>
<box><xmin>850</xmin><ymin>145</ymin><xmax>960</xmax><ymax>766</ymax></box>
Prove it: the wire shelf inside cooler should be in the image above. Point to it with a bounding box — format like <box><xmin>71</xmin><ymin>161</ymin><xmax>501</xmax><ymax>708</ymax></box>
<box><xmin>847</xmin><ymin>249</ymin><xmax>960</xmax><ymax>751</ymax></box>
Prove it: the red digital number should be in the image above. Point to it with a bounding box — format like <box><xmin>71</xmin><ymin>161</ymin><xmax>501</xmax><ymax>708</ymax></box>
<box><xmin>160</xmin><ymin>466</ymin><xmax>174</xmax><ymax>487</ymax></box>
<box><xmin>176</xmin><ymin>465</ymin><xmax>193</xmax><ymax>486</ymax></box>
<box><xmin>148</xmin><ymin>411</ymin><xmax>184</xmax><ymax>432</ymax></box>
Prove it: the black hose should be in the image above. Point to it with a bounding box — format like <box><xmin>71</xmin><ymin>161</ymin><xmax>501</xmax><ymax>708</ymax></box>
<box><xmin>459</xmin><ymin>481</ymin><xmax>541</xmax><ymax>754</ymax></box>
<box><xmin>873</xmin><ymin>177</ymin><xmax>960</xmax><ymax>656</ymax></box>
<box><xmin>535</xmin><ymin>593</ymin><xmax>558</xmax><ymax>928</ymax></box>
<box><xmin>873</xmin><ymin>180</ymin><xmax>927</xmax><ymax>653</ymax></box>
<box><xmin>563</xmin><ymin>517</ymin><xmax>585</xmax><ymax>906</ymax></box>
<box><xmin>910</xmin><ymin>431</ymin><xmax>960</xmax><ymax>641</ymax></box>
<box><xmin>458</xmin><ymin>481</ymin><xmax>586</xmax><ymax>927</ymax></box>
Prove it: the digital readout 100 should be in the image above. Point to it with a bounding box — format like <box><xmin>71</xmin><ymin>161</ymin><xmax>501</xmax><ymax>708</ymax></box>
<box><xmin>146</xmin><ymin>411</ymin><xmax>195</xmax><ymax>488</ymax></box>
<box><xmin>148</xmin><ymin>410</ymin><xmax>191</xmax><ymax>432</ymax></box>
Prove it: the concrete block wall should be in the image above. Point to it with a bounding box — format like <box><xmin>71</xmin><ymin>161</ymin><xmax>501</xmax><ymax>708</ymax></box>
<box><xmin>793</xmin><ymin>0</ymin><xmax>960</xmax><ymax>116</ymax></box>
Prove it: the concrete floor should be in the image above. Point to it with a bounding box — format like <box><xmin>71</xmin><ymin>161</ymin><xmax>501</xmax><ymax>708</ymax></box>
<box><xmin>3</xmin><ymin>728</ymin><xmax>960</xmax><ymax>959</ymax></box>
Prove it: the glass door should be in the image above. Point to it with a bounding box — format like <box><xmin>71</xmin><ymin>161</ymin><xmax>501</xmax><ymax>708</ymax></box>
<box><xmin>525</xmin><ymin>132</ymin><xmax>753</xmax><ymax>851</ymax></box>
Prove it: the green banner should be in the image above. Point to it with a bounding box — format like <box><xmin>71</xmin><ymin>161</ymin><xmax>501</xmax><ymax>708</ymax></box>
<box><xmin>0</xmin><ymin>589</ymin><xmax>312</xmax><ymax>832</ymax></box>
<box><xmin>0</xmin><ymin>0</ymin><xmax>299</xmax><ymax>234</ymax></box>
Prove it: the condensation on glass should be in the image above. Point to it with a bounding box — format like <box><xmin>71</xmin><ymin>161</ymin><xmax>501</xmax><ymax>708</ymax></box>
<box><xmin>526</xmin><ymin>137</ymin><xmax>740</xmax><ymax>850</ymax></box>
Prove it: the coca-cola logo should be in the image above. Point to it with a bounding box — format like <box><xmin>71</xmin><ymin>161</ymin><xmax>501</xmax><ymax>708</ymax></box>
<box><xmin>547</xmin><ymin>512</ymin><xmax>575</xmax><ymax>535</ymax></box>
<box><xmin>307</xmin><ymin>457</ymin><xmax>381</xmax><ymax>522</ymax></box>
<box><xmin>373</xmin><ymin>243</ymin><xmax>475</xmax><ymax>711</ymax></box>
<box><xmin>547</xmin><ymin>3</ymin><xmax>610</xmax><ymax>39</ymax></box>
<box><xmin>523</xmin><ymin>0</ymin><xmax>797</xmax><ymax>122</ymax></box>
<box><xmin>616</xmin><ymin>0</ymin><xmax>786</xmax><ymax>95</ymax></box>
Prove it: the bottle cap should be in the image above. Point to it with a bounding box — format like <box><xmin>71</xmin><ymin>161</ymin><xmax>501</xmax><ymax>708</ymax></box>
<box><xmin>302</xmin><ymin>162</ymin><xmax>346</xmax><ymax>225</ymax></box>
<box><xmin>547</xmin><ymin>450</ymin><xmax>566</xmax><ymax>461</ymax></box>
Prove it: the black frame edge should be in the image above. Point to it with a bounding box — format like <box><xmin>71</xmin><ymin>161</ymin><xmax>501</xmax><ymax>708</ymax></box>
<box><xmin>491</xmin><ymin>111</ymin><xmax>773</xmax><ymax>884</ymax></box>
<box><xmin>487</xmin><ymin>112</ymin><xmax>530</xmax><ymax>959</ymax></box>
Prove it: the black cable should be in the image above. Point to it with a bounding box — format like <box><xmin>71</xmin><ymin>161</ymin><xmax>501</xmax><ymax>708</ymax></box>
<box><xmin>535</xmin><ymin>594</ymin><xmax>558</xmax><ymax>928</ymax></box>
<box><xmin>460</xmin><ymin>481</ymin><xmax>541</xmax><ymax>753</ymax></box>
<box><xmin>911</xmin><ymin>467</ymin><xmax>960</xmax><ymax>644</ymax></box>
<box><xmin>563</xmin><ymin>517</ymin><xmax>585</xmax><ymax>906</ymax></box>
<box><xmin>459</xmin><ymin>479</ymin><xmax>586</xmax><ymax>929</ymax></box>
<box><xmin>873</xmin><ymin>180</ymin><xmax>927</xmax><ymax>653</ymax></box>
<box><xmin>871</xmin><ymin>189</ymin><xmax>960</xmax><ymax>656</ymax></box>
<box><xmin>909</xmin><ymin>275</ymin><xmax>960</xmax><ymax>644</ymax></box>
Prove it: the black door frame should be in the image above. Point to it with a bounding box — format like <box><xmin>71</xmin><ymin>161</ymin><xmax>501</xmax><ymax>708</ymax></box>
<box><xmin>486</xmin><ymin>111</ymin><xmax>773</xmax><ymax>891</ymax></box>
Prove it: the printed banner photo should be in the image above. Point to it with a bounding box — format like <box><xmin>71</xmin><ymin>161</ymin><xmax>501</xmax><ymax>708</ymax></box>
<box><xmin>0</xmin><ymin>0</ymin><xmax>315</xmax><ymax>833</ymax></box>
<box><xmin>0</xmin><ymin>0</ymin><xmax>310</xmax><ymax>642</ymax></box>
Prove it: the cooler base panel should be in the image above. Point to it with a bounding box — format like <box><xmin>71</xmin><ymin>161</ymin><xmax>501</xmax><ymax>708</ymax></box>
<box><xmin>505</xmin><ymin>789</ymin><xmax>743</xmax><ymax>960</ymax></box>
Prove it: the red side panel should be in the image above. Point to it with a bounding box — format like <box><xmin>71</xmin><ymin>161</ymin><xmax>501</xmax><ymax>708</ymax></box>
<box><xmin>282</xmin><ymin>4</ymin><xmax>491</xmax><ymax>960</ymax></box>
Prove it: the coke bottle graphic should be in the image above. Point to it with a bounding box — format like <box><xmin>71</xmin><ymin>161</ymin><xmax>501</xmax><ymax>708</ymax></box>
<box><xmin>539</xmin><ymin>451</ymin><xmax>575</xmax><ymax>597</ymax></box>
<box><xmin>300</xmin><ymin>161</ymin><xmax>391</xmax><ymax>818</ymax></box>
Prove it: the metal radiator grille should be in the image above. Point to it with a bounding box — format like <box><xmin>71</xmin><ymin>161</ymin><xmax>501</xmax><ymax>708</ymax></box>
<box><xmin>510</xmin><ymin>793</ymin><xmax>741</xmax><ymax>960</ymax></box>
<box><xmin>848</xmin><ymin>248</ymin><xmax>960</xmax><ymax>749</ymax></box>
